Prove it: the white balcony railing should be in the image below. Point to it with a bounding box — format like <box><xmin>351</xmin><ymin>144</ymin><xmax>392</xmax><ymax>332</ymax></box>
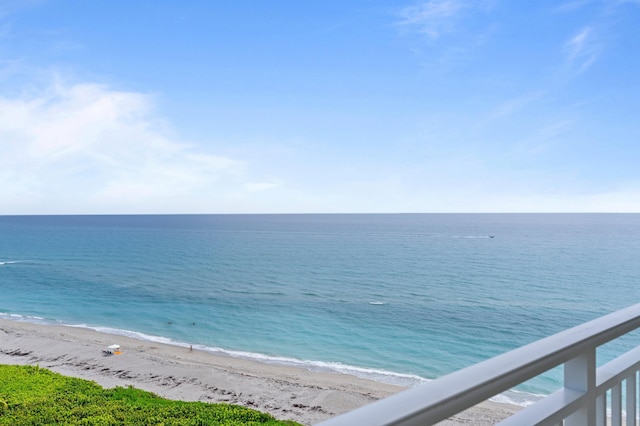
<box><xmin>317</xmin><ymin>303</ymin><xmax>640</xmax><ymax>426</ymax></box>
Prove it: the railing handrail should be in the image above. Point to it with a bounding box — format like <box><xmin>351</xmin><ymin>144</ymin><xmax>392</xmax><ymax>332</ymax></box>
<box><xmin>316</xmin><ymin>303</ymin><xmax>640</xmax><ymax>426</ymax></box>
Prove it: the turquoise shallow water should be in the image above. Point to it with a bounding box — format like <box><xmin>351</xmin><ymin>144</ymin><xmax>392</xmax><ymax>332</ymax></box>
<box><xmin>1</xmin><ymin>214</ymin><xmax>640</xmax><ymax>406</ymax></box>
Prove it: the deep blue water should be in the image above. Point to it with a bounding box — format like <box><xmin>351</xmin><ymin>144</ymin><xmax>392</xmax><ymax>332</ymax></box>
<box><xmin>1</xmin><ymin>214</ymin><xmax>639</xmax><ymax>406</ymax></box>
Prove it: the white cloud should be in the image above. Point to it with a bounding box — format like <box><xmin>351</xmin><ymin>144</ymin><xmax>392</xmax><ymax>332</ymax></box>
<box><xmin>398</xmin><ymin>0</ymin><xmax>466</xmax><ymax>38</ymax></box>
<box><xmin>554</xmin><ymin>0</ymin><xmax>640</xmax><ymax>12</ymax></box>
<box><xmin>553</xmin><ymin>0</ymin><xmax>598</xmax><ymax>13</ymax></box>
<box><xmin>496</xmin><ymin>188</ymin><xmax>640</xmax><ymax>213</ymax></box>
<box><xmin>0</xmin><ymin>81</ymin><xmax>251</xmax><ymax>214</ymax></box>
<box><xmin>566</xmin><ymin>26</ymin><xmax>592</xmax><ymax>57</ymax></box>
<box><xmin>488</xmin><ymin>91</ymin><xmax>546</xmax><ymax>120</ymax></box>
<box><xmin>244</xmin><ymin>181</ymin><xmax>282</xmax><ymax>192</ymax></box>
<box><xmin>563</xmin><ymin>26</ymin><xmax>600</xmax><ymax>73</ymax></box>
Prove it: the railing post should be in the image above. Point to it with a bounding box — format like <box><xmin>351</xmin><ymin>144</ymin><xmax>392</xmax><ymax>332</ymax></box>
<box><xmin>612</xmin><ymin>382</ymin><xmax>622</xmax><ymax>425</ymax></box>
<box><xmin>564</xmin><ymin>349</ymin><xmax>596</xmax><ymax>426</ymax></box>
<box><xmin>596</xmin><ymin>392</ymin><xmax>606</xmax><ymax>426</ymax></box>
<box><xmin>626</xmin><ymin>372</ymin><xmax>637</xmax><ymax>426</ymax></box>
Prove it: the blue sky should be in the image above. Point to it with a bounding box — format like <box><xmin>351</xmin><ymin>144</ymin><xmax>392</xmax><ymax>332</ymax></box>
<box><xmin>1</xmin><ymin>0</ymin><xmax>639</xmax><ymax>214</ymax></box>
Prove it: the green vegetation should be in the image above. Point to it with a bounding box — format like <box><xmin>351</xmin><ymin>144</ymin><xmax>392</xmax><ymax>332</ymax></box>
<box><xmin>0</xmin><ymin>365</ymin><xmax>300</xmax><ymax>426</ymax></box>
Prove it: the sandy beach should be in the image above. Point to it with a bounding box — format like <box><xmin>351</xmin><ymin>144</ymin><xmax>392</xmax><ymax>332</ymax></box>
<box><xmin>0</xmin><ymin>318</ymin><xmax>519</xmax><ymax>425</ymax></box>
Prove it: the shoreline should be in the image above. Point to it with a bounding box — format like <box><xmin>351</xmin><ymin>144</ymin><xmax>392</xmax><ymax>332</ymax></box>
<box><xmin>0</xmin><ymin>318</ymin><xmax>520</xmax><ymax>425</ymax></box>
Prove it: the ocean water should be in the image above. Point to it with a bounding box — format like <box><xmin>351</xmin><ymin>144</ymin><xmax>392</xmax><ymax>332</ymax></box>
<box><xmin>1</xmin><ymin>213</ymin><xmax>640</xmax><ymax>406</ymax></box>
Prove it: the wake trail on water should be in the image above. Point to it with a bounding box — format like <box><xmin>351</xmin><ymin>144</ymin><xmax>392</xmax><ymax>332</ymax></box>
<box><xmin>451</xmin><ymin>235</ymin><xmax>495</xmax><ymax>239</ymax></box>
